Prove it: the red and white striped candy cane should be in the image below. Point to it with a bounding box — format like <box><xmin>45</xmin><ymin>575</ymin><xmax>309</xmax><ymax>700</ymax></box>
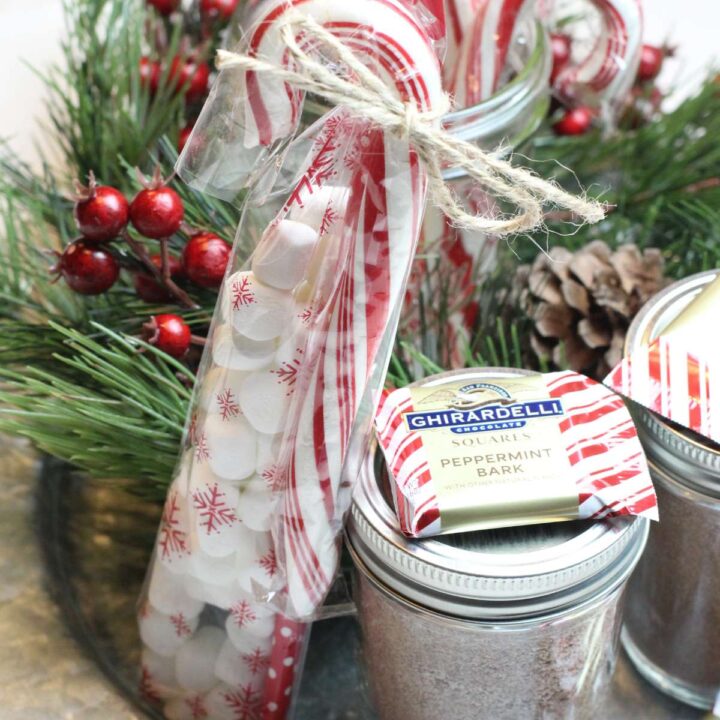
<box><xmin>554</xmin><ymin>0</ymin><xmax>643</xmax><ymax>108</ymax></box>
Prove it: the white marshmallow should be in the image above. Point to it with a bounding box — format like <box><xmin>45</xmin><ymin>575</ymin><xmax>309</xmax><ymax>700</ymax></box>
<box><xmin>205</xmin><ymin>683</ymin><xmax>259</xmax><ymax>720</ymax></box>
<box><xmin>187</xmin><ymin>478</ymin><xmax>244</xmax><ymax>557</ymax></box>
<box><xmin>214</xmin><ymin>640</ymin><xmax>265</xmax><ymax>689</ymax></box>
<box><xmin>141</xmin><ymin>646</ymin><xmax>178</xmax><ymax>691</ymax></box>
<box><xmin>202</xmin><ymin>413</ymin><xmax>257</xmax><ymax>483</ymax></box>
<box><xmin>183</xmin><ymin>575</ymin><xmax>238</xmax><ymax>611</ymax></box>
<box><xmin>148</xmin><ymin>560</ymin><xmax>204</xmax><ymax>618</ymax></box>
<box><xmin>187</xmin><ymin>547</ymin><xmax>238</xmax><ymax>586</ymax></box>
<box><xmin>139</xmin><ymin>604</ymin><xmax>198</xmax><ymax>657</ymax></box>
<box><xmin>251</xmin><ymin>219</ymin><xmax>318</xmax><ymax>290</ymax></box>
<box><xmin>198</xmin><ymin>366</ymin><xmax>247</xmax><ymax>414</ymax></box>
<box><xmin>288</xmin><ymin>184</ymin><xmax>349</xmax><ymax>230</ymax></box>
<box><xmin>237</xmin><ymin>478</ymin><xmax>276</xmax><ymax>533</ymax></box>
<box><xmin>174</xmin><ymin>625</ymin><xmax>226</xmax><ymax>693</ymax></box>
<box><xmin>256</xmin><ymin>432</ymin><xmax>282</xmax><ymax>479</ymax></box>
<box><xmin>225</xmin><ymin>597</ymin><xmax>276</xmax><ymax>644</ymax></box>
<box><xmin>235</xmin><ymin>523</ymin><xmax>273</xmax><ymax>570</ymax></box>
<box><xmin>239</xmin><ymin>370</ymin><xmax>289</xmax><ymax>435</ymax></box>
<box><xmin>223</xmin><ymin>271</ymin><xmax>292</xmax><ymax>341</ymax></box>
<box><xmin>164</xmin><ymin>694</ymin><xmax>214</xmax><ymax>720</ymax></box>
<box><xmin>211</xmin><ymin>323</ymin><xmax>277</xmax><ymax>372</ymax></box>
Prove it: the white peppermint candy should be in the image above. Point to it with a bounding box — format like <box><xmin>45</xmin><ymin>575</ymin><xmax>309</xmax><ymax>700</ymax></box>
<box><xmin>251</xmin><ymin>219</ymin><xmax>319</xmax><ymax>291</ymax></box>
<box><xmin>175</xmin><ymin>625</ymin><xmax>227</xmax><ymax>693</ymax></box>
<box><xmin>211</xmin><ymin>324</ymin><xmax>277</xmax><ymax>372</ymax></box>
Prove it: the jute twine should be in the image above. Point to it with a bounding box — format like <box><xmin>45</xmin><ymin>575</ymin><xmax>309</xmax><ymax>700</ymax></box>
<box><xmin>216</xmin><ymin>15</ymin><xmax>605</xmax><ymax>237</ymax></box>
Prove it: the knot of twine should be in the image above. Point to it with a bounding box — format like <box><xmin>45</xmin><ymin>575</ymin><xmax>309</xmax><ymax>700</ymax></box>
<box><xmin>217</xmin><ymin>15</ymin><xmax>605</xmax><ymax>236</ymax></box>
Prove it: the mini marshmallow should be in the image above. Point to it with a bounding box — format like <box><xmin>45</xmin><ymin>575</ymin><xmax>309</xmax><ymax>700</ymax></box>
<box><xmin>175</xmin><ymin>625</ymin><xmax>227</xmax><ymax>693</ymax></box>
<box><xmin>186</xmin><ymin>548</ymin><xmax>238</xmax><ymax>586</ymax></box>
<box><xmin>235</xmin><ymin>523</ymin><xmax>273</xmax><ymax>571</ymax></box>
<box><xmin>164</xmin><ymin>694</ymin><xmax>214</xmax><ymax>720</ymax></box>
<box><xmin>256</xmin><ymin>432</ymin><xmax>282</xmax><ymax>478</ymax></box>
<box><xmin>139</xmin><ymin>604</ymin><xmax>198</xmax><ymax>657</ymax></box>
<box><xmin>198</xmin><ymin>366</ymin><xmax>247</xmax><ymax>414</ymax></box>
<box><xmin>211</xmin><ymin>324</ymin><xmax>277</xmax><ymax>372</ymax></box>
<box><xmin>239</xmin><ymin>370</ymin><xmax>288</xmax><ymax>435</ymax></box>
<box><xmin>236</xmin><ymin>478</ymin><xmax>276</xmax><ymax>533</ymax></box>
<box><xmin>149</xmin><ymin>560</ymin><xmax>204</xmax><ymax>618</ymax></box>
<box><xmin>251</xmin><ymin>219</ymin><xmax>318</xmax><ymax>291</ymax></box>
<box><xmin>214</xmin><ymin>640</ymin><xmax>265</xmax><ymax>689</ymax></box>
<box><xmin>187</xmin><ymin>479</ymin><xmax>243</xmax><ymax>557</ymax></box>
<box><xmin>183</xmin><ymin>575</ymin><xmax>237</xmax><ymax>611</ymax></box>
<box><xmin>202</xmin><ymin>413</ymin><xmax>257</xmax><ymax>483</ymax></box>
<box><xmin>223</xmin><ymin>271</ymin><xmax>292</xmax><ymax>341</ymax></box>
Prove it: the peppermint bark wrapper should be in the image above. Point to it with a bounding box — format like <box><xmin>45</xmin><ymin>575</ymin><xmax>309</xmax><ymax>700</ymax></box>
<box><xmin>375</xmin><ymin>370</ymin><xmax>657</xmax><ymax>538</ymax></box>
<box><xmin>138</xmin><ymin>2</ymin><xmax>445</xmax><ymax>718</ymax></box>
<box><xmin>606</xmin><ymin>274</ymin><xmax>720</xmax><ymax>445</ymax></box>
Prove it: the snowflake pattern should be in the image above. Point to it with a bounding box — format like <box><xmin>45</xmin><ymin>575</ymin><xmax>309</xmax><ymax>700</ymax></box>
<box><xmin>232</xmin><ymin>276</ymin><xmax>256</xmax><ymax>310</ymax></box>
<box><xmin>170</xmin><ymin>612</ymin><xmax>193</xmax><ymax>638</ymax></box>
<box><xmin>139</xmin><ymin>665</ymin><xmax>161</xmax><ymax>704</ymax></box>
<box><xmin>223</xmin><ymin>686</ymin><xmax>261</xmax><ymax>720</ymax></box>
<box><xmin>298</xmin><ymin>306</ymin><xmax>314</xmax><ymax>326</ymax></box>
<box><xmin>195</xmin><ymin>432</ymin><xmax>210</xmax><ymax>463</ymax></box>
<box><xmin>158</xmin><ymin>492</ymin><xmax>187</xmax><ymax>561</ymax></box>
<box><xmin>319</xmin><ymin>203</ymin><xmax>339</xmax><ymax>236</ymax></box>
<box><xmin>186</xmin><ymin>695</ymin><xmax>209</xmax><ymax>719</ymax></box>
<box><xmin>229</xmin><ymin>600</ymin><xmax>257</xmax><ymax>629</ymax></box>
<box><xmin>192</xmin><ymin>483</ymin><xmax>237</xmax><ymax>534</ymax></box>
<box><xmin>243</xmin><ymin>648</ymin><xmax>270</xmax><ymax>675</ymax></box>
<box><xmin>259</xmin><ymin>548</ymin><xmax>278</xmax><ymax>578</ymax></box>
<box><xmin>271</xmin><ymin>349</ymin><xmax>303</xmax><ymax>394</ymax></box>
<box><xmin>188</xmin><ymin>412</ymin><xmax>198</xmax><ymax>445</ymax></box>
<box><xmin>261</xmin><ymin>464</ymin><xmax>285</xmax><ymax>494</ymax></box>
<box><xmin>216</xmin><ymin>388</ymin><xmax>240</xmax><ymax>421</ymax></box>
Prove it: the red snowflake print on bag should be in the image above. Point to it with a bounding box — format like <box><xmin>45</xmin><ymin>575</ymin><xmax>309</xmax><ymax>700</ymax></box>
<box><xmin>158</xmin><ymin>492</ymin><xmax>187</xmax><ymax>561</ymax></box>
<box><xmin>271</xmin><ymin>349</ymin><xmax>303</xmax><ymax>394</ymax></box>
<box><xmin>259</xmin><ymin>548</ymin><xmax>278</xmax><ymax>578</ymax></box>
<box><xmin>192</xmin><ymin>483</ymin><xmax>237</xmax><ymax>534</ymax></box>
<box><xmin>195</xmin><ymin>432</ymin><xmax>210</xmax><ymax>462</ymax></box>
<box><xmin>217</xmin><ymin>388</ymin><xmax>240</xmax><ymax>421</ymax></box>
<box><xmin>170</xmin><ymin>612</ymin><xmax>193</xmax><ymax>638</ymax></box>
<box><xmin>139</xmin><ymin>665</ymin><xmax>162</xmax><ymax>704</ymax></box>
<box><xmin>243</xmin><ymin>648</ymin><xmax>270</xmax><ymax>675</ymax></box>
<box><xmin>229</xmin><ymin>599</ymin><xmax>257</xmax><ymax>629</ymax></box>
<box><xmin>231</xmin><ymin>275</ymin><xmax>256</xmax><ymax>309</ymax></box>
<box><xmin>186</xmin><ymin>695</ymin><xmax>209</xmax><ymax>719</ymax></box>
<box><xmin>223</xmin><ymin>685</ymin><xmax>261</xmax><ymax>720</ymax></box>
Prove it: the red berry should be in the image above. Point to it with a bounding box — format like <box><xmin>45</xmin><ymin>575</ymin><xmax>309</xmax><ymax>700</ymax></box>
<box><xmin>178</xmin><ymin>124</ymin><xmax>194</xmax><ymax>153</ymax></box>
<box><xmin>139</xmin><ymin>57</ymin><xmax>161</xmax><ymax>94</ymax></box>
<box><xmin>637</xmin><ymin>44</ymin><xmax>665</xmax><ymax>83</ymax></box>
<box><xmin>143</xmin><ymin>314</ymin><xmax>192</xmax><ymax>358</ymax></box>
<box><xmin>182</xmin><ymin>232</ymin><xmax>231</xmax><ymax>288</ymax></box>
<box><xmin>130</xmin><ymin>186</ymin><xmax>184</xmax><ymax>239</ymax></box>
<box><xmin>553</xmin><ymin>106</ymin><xmax>594</xmax><ymax>136</ymax></box>
<box><xmin>55</xmin><ymin>240</ymin><xmax>120</xmax><ymax>295</ymax></box>
<box><xmin>75</xmin><ymin>185</ymin><xmax>129</xmax><ymax>242</ymax></box>
<box><xmin>146</xmin><ymin>0</ymin><xmax>179</xmax><ymax>16</ymax></box>
<box><xmin>199</xmin><ymin>0</ymin><xmax>240</xmax><ymax>21</ymax></box>
<box><xmin>169</xmin><ymin>56</ymin><xmax>211</xmax><ymax>104</ymax></box>
<box><xmin>133</xmin><ymin>254</ymin><xmax>183</xmax><ymax>303</ymax></box>
<box><xmin>550</xmin><ymin>33</ymin><xmax>572</xmax><ymax>83</ymax></box>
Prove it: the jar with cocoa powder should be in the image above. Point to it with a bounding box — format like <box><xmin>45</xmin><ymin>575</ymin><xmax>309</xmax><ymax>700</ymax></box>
<box><xmin>347</xmin><ymin>369</ymin><xmax>649</xmax><ymax>720</ymax></box>
<box><xmin>622</xmin><ymin>270</ymin><xmax>720</xmax><ymax>710</ymax></box>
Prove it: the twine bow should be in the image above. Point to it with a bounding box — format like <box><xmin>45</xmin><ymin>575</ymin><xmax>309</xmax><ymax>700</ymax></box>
<box><xmin>216</xmin><ymin>15</ymin><xmax>605</xmax><ymax>236</ymax></box>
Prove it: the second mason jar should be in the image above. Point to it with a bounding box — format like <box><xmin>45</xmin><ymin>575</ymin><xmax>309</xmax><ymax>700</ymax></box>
<box><xmin>621</xmin><ymin>269</ymin><xmax>720</xmax><ymax>710</ymax></box>
<box><xmin>347</xmin><ymin>369</ymin><xmax>649</xmax><ymax>720</ymax></box>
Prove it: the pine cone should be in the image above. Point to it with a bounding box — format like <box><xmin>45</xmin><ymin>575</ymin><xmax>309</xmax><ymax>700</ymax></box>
<box><xmin>515</xmin><ymin>241</ymin><xmax>670</xmax><ymax>379</ymax></box>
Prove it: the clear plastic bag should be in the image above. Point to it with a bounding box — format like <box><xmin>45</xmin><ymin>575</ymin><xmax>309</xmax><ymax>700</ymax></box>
<box><xmin>138</xmin><ymin>1</ymin><xmax>444</xmax><ymax>718</ymax></box>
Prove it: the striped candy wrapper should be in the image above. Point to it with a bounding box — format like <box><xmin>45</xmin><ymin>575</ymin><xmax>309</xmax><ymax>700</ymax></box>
<box><xmin>375</xmin><ymin>370</ymin><xmax>657</xmax><ymax>538</ymax></box>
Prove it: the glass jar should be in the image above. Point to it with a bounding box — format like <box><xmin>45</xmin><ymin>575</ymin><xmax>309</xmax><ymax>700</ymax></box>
<box><xmin>621</xmin><ymin>269</ymin><xmax>720</xmax><ymax>710</ymax></box>
<box><xmin>346</xmin><ymin>369</ymin><xmax>649</xmax><ymax>720</ymax></box>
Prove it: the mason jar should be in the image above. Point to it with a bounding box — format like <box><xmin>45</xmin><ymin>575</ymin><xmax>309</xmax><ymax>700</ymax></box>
<box><xmin>347</xmin><ymin>369</ymin><xmax>650</xmax><ymax>720</ymax></box>
<box><xmin>621</xmin><ymin>269</ymin><xmax>720</xmax><ymax>710</ymax></box>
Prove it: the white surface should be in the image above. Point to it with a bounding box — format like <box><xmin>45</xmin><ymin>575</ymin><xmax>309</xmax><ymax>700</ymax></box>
<box><xmin>0</xmin><ymin>1</ymin><xmax>717</xmax><ymax>166</ymax></box>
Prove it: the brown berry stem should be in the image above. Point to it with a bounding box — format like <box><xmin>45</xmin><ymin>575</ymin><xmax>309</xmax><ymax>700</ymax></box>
<box><xmin>190</xmin><ymin>334</ymin><xmax>207</xmax><ymax>346</ymax></box>
<box><xmin>122</xmin><ymin>230</ymin><xmax>199</xmax><ymax>309</ymax></box>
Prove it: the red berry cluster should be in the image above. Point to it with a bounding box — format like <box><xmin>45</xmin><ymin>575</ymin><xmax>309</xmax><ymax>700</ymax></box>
<box><xmin>54</xmin><ymin>171</ymin><xmax>232</xmax><ymax>359</ymax></box>
<box><xmin>550</xmin><ymin>36</ymin><xmax>669</xmax><ymax>137</ymax></box>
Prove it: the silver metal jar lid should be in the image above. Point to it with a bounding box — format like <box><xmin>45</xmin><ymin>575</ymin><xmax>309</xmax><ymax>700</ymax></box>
<box><xmin>624</xmin><ymin>270</ymin><xmax>720</xmax><ymax>499</ymax></box>
<box><xmin>347</xmin><ymin>369</ymin><xmax>649</xmax><ymax>621</ymax></box>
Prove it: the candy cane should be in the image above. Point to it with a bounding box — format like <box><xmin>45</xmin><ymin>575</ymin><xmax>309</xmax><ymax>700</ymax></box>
<box><xmin>554</xmin><ymin>0</ymin><xmax>643</xmax><ymax>108</ymax></box>
<box><xmin>139</xmin><ymin>2</ymin><xmax>444</xmax><ymax>718</ymax></box>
